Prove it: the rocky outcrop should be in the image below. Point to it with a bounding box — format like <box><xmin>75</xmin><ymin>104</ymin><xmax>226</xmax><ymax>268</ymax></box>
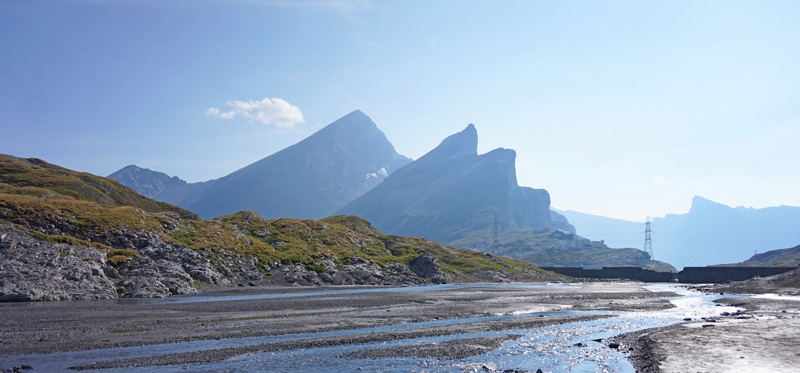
<box><xmin>267</xmin><ymin>257</ymin><xmax>429</xmax><ymax>287</ymax></box>
<box><xmin>0</xmin><ymin>224</ymin><xmax>229</xmax><ymax>300</ymax></box>
<box><xmin>408</xmin><ymin>251</ymin><xmax>449</xmax><ymax>284</ymax></box>
<box><xmin>0</xmin><ymin>223</ymin><xmax>469</xmax><ymax>301</ymax></box>
<box><xmin>0</xmin><ymin>225</ymin><xmax>117</xmax><ymax>301</ymax></box>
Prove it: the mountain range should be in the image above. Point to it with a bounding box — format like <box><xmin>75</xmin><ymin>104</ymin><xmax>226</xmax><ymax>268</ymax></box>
<box><xmin>558</xmin><ymin>196</ymin><xmax>800</xmax><ymax>269</ymax></box>
<box><xmin>109</xmin><ymin>110</ymin><xmax>410</xmax><ymax>220</ymax></box>
<box><xmin>110</xmin><ymin>110</ymin><xmax>673</xmax><ymax>270</ymax></box>
<box><xmin>333</xmin><ymin>123</ymin><xmax>671</xmax><ymax>271</ymax></box>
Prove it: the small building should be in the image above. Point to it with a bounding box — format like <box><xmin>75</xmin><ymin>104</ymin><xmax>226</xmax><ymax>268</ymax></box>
<box><xmin>549</xmin><ymin>230</ymin><xmax>574</xmax><ymax>240</ymax></box>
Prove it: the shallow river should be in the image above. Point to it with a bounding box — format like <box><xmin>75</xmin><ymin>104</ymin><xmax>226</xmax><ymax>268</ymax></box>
<box><xmin>0</xmin><ymin>284</ymin><xmax>740</xmax><ymax>372</ymax></box>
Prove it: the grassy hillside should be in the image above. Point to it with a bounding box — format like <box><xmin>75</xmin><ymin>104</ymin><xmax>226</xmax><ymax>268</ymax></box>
<box><xmin>0</xmin><ymin>154</ymin><xmax>555</xmax><ymax>282</ymax></box>
<box><xmin>0</xmin><ymin>154</ymin><xmax>197</xmax><ymax>219</ymax></box>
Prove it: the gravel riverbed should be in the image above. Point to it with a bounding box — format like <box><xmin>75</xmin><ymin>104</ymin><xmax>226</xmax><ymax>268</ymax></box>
<box><xmin>5</xmin><ymin>281</ymin><xmax>797</xmax><ymax>372</ymax></box>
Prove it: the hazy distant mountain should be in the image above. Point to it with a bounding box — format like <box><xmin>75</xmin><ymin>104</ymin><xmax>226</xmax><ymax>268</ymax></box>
<box><xmin>107</xmin><ymin>165</ymin><xmax>212</xmax><ymax>206</ymax></box>
<box><xmin>653</xmin><ymin>196</ymin><xmax>800</xmax><ymax>269</ymax></box>
<box><xmin>558</xmin><ymin>197</ymin><xmax>800</xmax><ymax>270</ymax></box>
<box><xmin>553</xmin><ymin>208</ymin><xmax>643</xmax><ymax>248</ymax></box>
<box><xmin>110</xmin><ymin>110</ymin><xmax>411</xmax><ymax>219</ymax></box>
<box><xmin>336</xmin><ymin>124</ymin><xmax>553</xmax><ymax>244</ymax></box>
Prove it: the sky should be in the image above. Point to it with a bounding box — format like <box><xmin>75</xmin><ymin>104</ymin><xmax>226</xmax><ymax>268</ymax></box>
<box><xmin>2</xmin><ymin>0</ymin><xmax>799</xmax><ymax>222</ymax></box>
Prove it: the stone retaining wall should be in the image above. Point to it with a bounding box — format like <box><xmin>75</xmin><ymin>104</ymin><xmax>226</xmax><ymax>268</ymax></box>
<box><xmin>542</xmin><ymin>266</ymin><xmax>797</xmax><ymax>283</ymax></box>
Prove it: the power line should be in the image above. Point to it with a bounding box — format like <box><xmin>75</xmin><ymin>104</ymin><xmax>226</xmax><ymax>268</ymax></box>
<box><xmin>492</xmin><ymin>212</ymin><xmax>498</xmax><ymax>248</ymax></box>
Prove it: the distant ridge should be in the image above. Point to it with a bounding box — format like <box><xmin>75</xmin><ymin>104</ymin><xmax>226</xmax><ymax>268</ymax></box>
<box><xmin>110</xmin><ymin>110</ymin><xmax>411</xmax><ymax>219</ymax></box>
<box><xmin>107</xmin><ymin>165</ymin><xmax>211</xmax><ymax>206</ymax></box>
<box><xmin>557</xmin><ymin>197</ymin><xmax>800</xmax><ymax>269</ymax></box>
<box><xmin>0</xmin><ymin>154</ymin><xmax>197</xmax><ymax>220</ymax></box>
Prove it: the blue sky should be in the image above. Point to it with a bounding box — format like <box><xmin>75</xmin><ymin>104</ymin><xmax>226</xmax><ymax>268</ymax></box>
<box><xmin>2</xmin><ymin>0</ymin><xmax>799</xmax><ymax>221</ymax></box>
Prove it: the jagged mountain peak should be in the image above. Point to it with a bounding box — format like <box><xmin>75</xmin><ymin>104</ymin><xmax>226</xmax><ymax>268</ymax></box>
<box><xmin>336</xmin><ymin>123</ymin><xmax>553</xmax><ymax>244</ymax></box>
<box><xmin>422</xmin><ymin>124</ymin><xmax>478</xmax><ymax>161</ymax></box>
<box><xmin>484</xmin><ymin>147</ymin><xmax>516</xmax><ymax>160</ymax></box>
<box><xmin>689</xmin><ymin>195</ymin><xmax>730</xmax><ymax>214</ymax></box>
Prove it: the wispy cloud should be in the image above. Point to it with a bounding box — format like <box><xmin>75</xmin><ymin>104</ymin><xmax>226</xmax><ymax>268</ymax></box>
<box><xmin>206</xmin><ymin>97</ymin><xmax>304</xmax><ymax>128</ymax></box>
<box><xmin>651</xmin><ymin>174</ymin><xmax>669</xmax><ymax>184</ymax></box>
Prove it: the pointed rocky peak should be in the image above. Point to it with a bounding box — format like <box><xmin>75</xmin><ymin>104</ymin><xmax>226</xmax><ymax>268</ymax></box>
<box><xmin>689</xmin><ymin>196</ymin><xmax>730</xmax><ymax>214</ymax></box>
<box><xmin>421</xmin><ymin>124</ymin><xmax>478</xmax><ymax>161</ymax></box>
<box><xmin>325</xmin><ymin>109</ymin><xmax>377</xmax><ymax>132</ymax></box>
<box><xmin>297</xmin><ymin>110</ymin><xmax>387</xmax><ymax>151</ymax></box>
<box><xmin>116</xmin><ymin>165</ymin><xmax>141</xmax><ymax>173</ymax></box>
<box><xmin>109</xmin><ymin>165</ymin><xmax>186</xmax><ymax>184</ymax></box>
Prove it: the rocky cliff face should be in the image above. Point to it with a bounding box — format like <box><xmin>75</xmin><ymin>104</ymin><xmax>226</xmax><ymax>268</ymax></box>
<box><xmin>109</xmin><ymin>110</ymin><xmax>411</xmax><ymax>220</ymax></box>
<box><xmin>336</xmin><ymin>124</ymin><xmax>554</xmax><ymax>244</ymax></box>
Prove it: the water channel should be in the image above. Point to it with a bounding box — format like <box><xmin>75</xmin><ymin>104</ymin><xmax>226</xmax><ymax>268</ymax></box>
<box><xmin>0</xmin><ymin>284</ymin><xmax>741</xmax><ymax>372</ymax></box>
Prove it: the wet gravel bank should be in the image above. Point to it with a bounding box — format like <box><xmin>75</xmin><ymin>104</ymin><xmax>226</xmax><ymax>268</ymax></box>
<box><xmin>340</xmin><ymin>334</ymin><xmax>524</xmax><ymax>360</ymax></box>
<box><xmin>614</xmin><ymin>288</ymin><xmax>800</xmax><ymax>372</ymax></box>
<box><xmin>0</xmin><ymin>282</ymin><xmax>672</xmax><ymax>357</ymax></box>
<box><xmin>0</xmin><ymin>282</ymin><xmax>676</xmax><ymax>371</ymax></box>
<box><xmin>71</xmin><ymin>314</ymin><xmax>610</xmax><ymax>370</ymax></box>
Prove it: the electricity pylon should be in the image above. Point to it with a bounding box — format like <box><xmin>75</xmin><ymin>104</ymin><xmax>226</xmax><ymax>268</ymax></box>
<box><xmin>644</xmin><ymin>216</ymin><xmax>654</xmax><ymax>260</ymax></box>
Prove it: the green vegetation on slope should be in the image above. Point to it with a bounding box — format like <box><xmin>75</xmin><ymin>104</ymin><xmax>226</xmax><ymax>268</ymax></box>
<box><xmin>0</xmin><ymin>154</ymin><xmax>197</xmax><ymax>219</ymax></box>
<box><xmin>0</xmin><ymin>154</ymin><xmax>550</xmax><ymax>281</ymax></box>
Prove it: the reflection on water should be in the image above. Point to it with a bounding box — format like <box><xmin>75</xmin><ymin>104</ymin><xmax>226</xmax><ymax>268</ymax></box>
<box><xmin>0</xmin><ymin>284</ymin><xmax>741</xmax><ymax>372</ymax></box>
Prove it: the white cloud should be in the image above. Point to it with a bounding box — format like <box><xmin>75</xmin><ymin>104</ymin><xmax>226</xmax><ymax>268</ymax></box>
<box><xmin>206</xmin><ymin>97</ymin><xmax>304</xmax><ymax>128</ymax></box>
<box><xmin>651</xmin><ymin>174</ymin><xmax>669</xmax><ymax>184</ymax></box>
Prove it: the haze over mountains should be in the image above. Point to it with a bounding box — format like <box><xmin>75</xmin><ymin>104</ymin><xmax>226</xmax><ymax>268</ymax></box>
<box><xmin>107</xmin><ymin>109</ymin><xmax>800</xmax><ymax>272</ymax></box>
<box><xmin>559</xmin><ymin>196</ymin><xmax>800</xmax><ymax>270</ymax></box>
<box><xmin>110</xmin><ymin>110</ymin><xmax>410</xmax><ymax>220</ymax></box>
<box><xmin>336</xmin><ymin>124</ymin><xmax>555</xmax><ymax>243</ymax></box>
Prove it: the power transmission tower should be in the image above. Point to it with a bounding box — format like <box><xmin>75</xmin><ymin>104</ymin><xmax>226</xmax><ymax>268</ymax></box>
<box><xmin>492</xmin><ymin>213</ymin><xmax>499</xmax><ymax>248</ymax></box>
<box><xmin>643</xmin><ymin>216</ymin><xmax>654</xmax><ymax>260</ymax></box>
